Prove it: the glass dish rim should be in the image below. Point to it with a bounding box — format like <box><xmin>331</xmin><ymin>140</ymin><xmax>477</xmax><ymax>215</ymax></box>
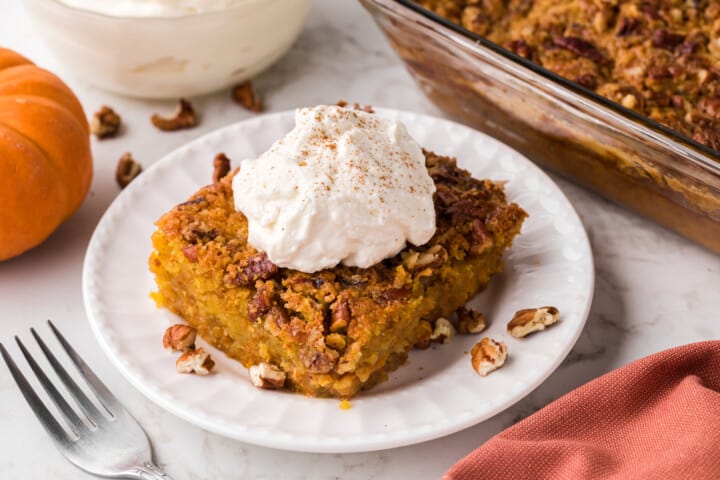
<box><xmin>376</xmin><ymin>0</ymin><xmax>720</xmax><ymax>176</ymax></box>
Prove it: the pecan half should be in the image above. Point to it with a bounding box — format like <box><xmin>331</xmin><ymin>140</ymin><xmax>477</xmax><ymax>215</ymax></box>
<box><xmin>507</xmin><ymin>306</ymin><xmax>560</xmax><ymax>338</ymax></box>
<box><xmin>212</xmin><ymin>153</ymin><xmax>231</xmax><ymax>183</ymax></box>
<box><xmin>151</xmin><ymin>98</ymin><xmax>197</xmax><ymax>131</ymax></box>
<box><xmin>115</xmin><ymin>152</ymin><xmax>142</xmax><ymax>189</ymax></box>
<box><xmin>300</xmin><ymin>350</ymin><xmax>336</xmax><ymax>374</ymax></box>
<box><xmin>90</xmin><ymin>105</ymin><xmax>121</xmax><ymax>139</ymax></box>
<box><xmin>553</xmin><ymin>36</ymin><xmax>604</xmax><ymax>62</ymax></box>
<box><xmin>232</xmin><ymin>81</ymin><xmax>263</xmax><ymax>112</ymax></box>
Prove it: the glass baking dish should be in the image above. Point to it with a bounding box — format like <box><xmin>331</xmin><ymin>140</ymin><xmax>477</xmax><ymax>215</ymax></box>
<box><xmin>361</xmin><ymin>0</ymin><xmax>720</xmax><ymax>253</ymax></box>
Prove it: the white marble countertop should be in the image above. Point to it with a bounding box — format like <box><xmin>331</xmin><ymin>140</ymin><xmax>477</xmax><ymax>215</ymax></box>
<box><xmin>1</xmin><ymin>1</ymin><xmax>719</xmax><ymax>478</ymax></box>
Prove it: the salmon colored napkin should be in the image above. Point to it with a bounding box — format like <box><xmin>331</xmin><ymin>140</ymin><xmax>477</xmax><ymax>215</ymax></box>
<box><xmin>444</xmin><ymin>341</ymin><xmax>720</xmax><ymax>480</ymax></box>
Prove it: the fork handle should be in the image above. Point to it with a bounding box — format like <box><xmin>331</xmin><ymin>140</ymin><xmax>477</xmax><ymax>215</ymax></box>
<box><xmin>127</xmin><ymin>461</ymin><xmax>175</xmax><ymax>479</ymax></box>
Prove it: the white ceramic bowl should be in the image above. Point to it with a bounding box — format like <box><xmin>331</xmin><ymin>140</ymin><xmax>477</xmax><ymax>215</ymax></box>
<box><xmin>23</xmin><ymin>0</ymin><xmax>311</xmax><ymax>98</ymax></box>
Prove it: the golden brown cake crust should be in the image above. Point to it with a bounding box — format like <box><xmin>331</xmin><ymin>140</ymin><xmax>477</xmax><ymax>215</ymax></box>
<box><xmin>149</xmin><ymin>150</ymin><xmax>526</xmax><ymax>398</ymax></box>
<box><xmin>416</xmin><ymin>0</ymin><xmax>720</xmax><ymax>150</ymax></box>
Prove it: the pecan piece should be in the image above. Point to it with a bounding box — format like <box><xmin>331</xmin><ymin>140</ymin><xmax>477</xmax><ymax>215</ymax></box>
<box><xmin>616</xmin><ymin>17</ymin><xmax>642</xmax><ymax>37</ymax></box>
<box><xmin>176</xmin><ymin>348</ymin><xmax>214</xmax><ymax>375</ymax></box>
<box><xmin>329</xmin><ymin>297</ymin><xmax>351</xmax><ymax>332</ymax></box>
<box><xmin>247</xmin><ymin>283</ymin><xmax>274</xmax><ymax>321</ymax></box>
<box><xmin>151</xmin><ymin>98</ymin><xmax>197</xmax><ymax>131</ymax></box>
<box><xmin>162</xmin><ymin>324</ymin><xmax>196</xmax><ymax>352</ymax></box>
<box><xmin>506</xmin><ymin>39</ymin><xmax>534</xmax><ymax>60</ymax></box>
<box><xmin>212</xmin><ymin>153</ymin><xmax>231</xmax><ymax>183</ymax></box>
<box><xmin>90</xmin><ymin>105</ymin><xmax>121</xmax><ymax>139</ymax></box>
<box><xmin>552</xmin><ymin>36</ymin><xmax>604</xmax><ymax>62</ymax></box>
<box><xmin>300</xmin><ymin>349</ymin><xmax>336</xmax><ymax>374</ymax></box>
<box><xmin>377</xmin><ymin>287</ymin><xmax>411</xmax><ymax>305</ymax></box>
<box><xmin>693</xmin><ymin>128</ymin><xmax>720</xmax><ymax>151</ymax></box>
<box><xmin>430</xmin><ymin>317</ymin><xmax>456</xmax><ymax>344</ymax></box>
<box><xmin>574</xmin><ymin>74</ymin><xmax>597</xmax><ymax>90</ymax></box>
<box><xmin>249</xmin><ymin>363</ymin><xmax>286</xmax><ymax>389</ymax></box>
<box><xmin>115</xmin><ymin>152</ymin><xmax>142</xmax><ymax>189</ymax></box>
<box><xmin>232</xmin><ymin>81</ymin><xmax>263</xmax><ymax>112</ymax></box>
<box><xmin>225</xmin><ymin>253</ymin><xmax>278</xmax><ymax>287</ymax></box>
<box><xmin>698</xmin><ymin>97</ymin><xmax>720</xmax><ymax>118</ymax></box>
<box><xmin>456</xmin><ymin>307</ymin><xmax>487</xmax><ymax>334</ymax></box>
<box><xmin>471</xmin><ymin>338</ymin><xmax>507</xmax><ymax>376</ymax></box>
<box><xmin>651</xmin><ymin>29</ymin><xmax>685</xmax><ymax>50</ymax></box>
<box><xmin>507</xmin><ymin>306</ymin><xmax>560</xmax><ymax>338</ymax></box>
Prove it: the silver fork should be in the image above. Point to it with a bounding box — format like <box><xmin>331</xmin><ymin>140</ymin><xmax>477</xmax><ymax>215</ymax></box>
<box><xmin>0</xmin><ymin>320</ymin><xmax>174</xmax><ymax>479</ymax></box>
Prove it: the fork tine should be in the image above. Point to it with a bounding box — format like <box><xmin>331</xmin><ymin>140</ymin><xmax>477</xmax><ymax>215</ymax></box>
<box><xmin>47</xmin><ymin>320</ymin><xmax>122</xmax><ymax>414</ymax></box>
<box><xmin>0</xmin><ymin>342</ymin><xmax>72</xmax><ymax>446</ymax></box>
<box><xmin>30</xmin><ymin>327</ymin><xmax>109</xmax><ymax>424</ymax></box>
<box><xmin>15</xmin><ymin>336</ymin><xmax>87</xmax><ymax>435</ymax></box>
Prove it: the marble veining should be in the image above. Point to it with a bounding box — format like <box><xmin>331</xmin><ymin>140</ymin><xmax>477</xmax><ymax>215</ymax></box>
<box><xmin>1</xmin><ymin>0</ymin><xmax>719</xmax><ymax>478</ymax></box>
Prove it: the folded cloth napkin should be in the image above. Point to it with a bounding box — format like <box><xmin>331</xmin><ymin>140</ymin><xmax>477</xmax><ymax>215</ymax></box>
<box><xmin>444</xmin><ymin>341</ymin><xmax>720</xmax><ymax>480</ymax></box>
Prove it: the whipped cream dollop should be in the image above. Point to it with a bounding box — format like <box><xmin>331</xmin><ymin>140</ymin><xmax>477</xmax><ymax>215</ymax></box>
<box><xmin>233</xmin><ymin>105</ymin><xmax>437</xmax><ymax>273</ymax></box>
<box><xmin>58</xmin><ymin>0</ymin><xmax>246</xmax><ymax>17</ymax></box>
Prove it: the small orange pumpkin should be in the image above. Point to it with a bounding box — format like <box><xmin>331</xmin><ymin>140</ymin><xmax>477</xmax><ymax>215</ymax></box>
<box><xmin>0</xmin><ymin>48</ymin><xmax>93</xmax><ymax>261</ymax></box>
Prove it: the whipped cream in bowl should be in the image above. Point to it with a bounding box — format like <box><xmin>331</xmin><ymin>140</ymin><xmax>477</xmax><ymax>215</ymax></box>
<box><xmin>233</xmin><ymin>105</ymin><xmax>437</xmax><ymax>273</ymax></box>
<box><xmin>22</xmin><ymin>0</ymin><xmax>311</xmax><ymax>98</ymax></box>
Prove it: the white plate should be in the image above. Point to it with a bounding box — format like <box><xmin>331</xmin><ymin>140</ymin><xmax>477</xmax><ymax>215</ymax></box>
<box><xmin>83</xmin><ymin>109</ymin><xmax>594</xmax><ymax>453</ymax></box>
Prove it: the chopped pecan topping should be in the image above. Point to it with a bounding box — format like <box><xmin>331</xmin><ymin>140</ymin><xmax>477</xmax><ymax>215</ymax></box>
<box><xmin>212</xmin><ymin>153</ymin><xmax>231</xmax><ymax>183</ymax></box>
<box><xmin>329</xmin><ymin>297</ymin><xmax>351</xmax><ymax>332</ymax></box>
<box><xmin>325</xmin><ymin>333</ymin><xmax>347</xmax><ymax>351</ymax></box>
<box><xmin>232</xmin><ymin>81</ymin><xmax>263</xmax><ymax>112</ymax></box>
<box><xmin>377</xmin><ymin>287</ymin><xmax>412</xmax><ymax>305</ymax></box>
<box><xmin>574</xmin><ymin>74</ymin><xmax>597</xmax><ymax>90</ymax></box>
<box><xmin>468</xmin><ymin>219</ymin><xmax>494</xmax><ymax>256</ymax></box>
<box><xmin>115</xmin><ymin>152</ymin><xmax>142</xmax><ymax>189</ymax></box>
<box><xmin>300</xmin><ymin>349</ymin><xmax>337</xmax><ymax>374</ymax></box>
<box><xmin>651</xmin><ymin>29</ymin><xmax>685</xmax><ymax>50</ymax></box>
<box><xmin>151</xmin><ymin>98</ymin><xmax>197</xmax><ymax>131</ymax></box>
<box><xmin>506</xmin><ymin>39</ymin><xmax>534</xmax><ymax>60</ymax></box>
<box><xmin>403</xmin><ymin>244</ymin><xmax>449</xmax><ymax>272</ymax></box>
<box><xmin>90</xmin><ymin>105</ymin><xmax>121</xmax><ymax>139</ymax></box>
<box><xmin>698</xmin><ymin>97</ymin><xmax>720</xmax><ymax>118</ymax></box>
<box><xmin>247</xmin><ymin>283</ymin><xmax>274</xmax><ymax>321</ymax></box>
<box><xmin>552</xmin><ymin>36</ymin><xmax>604</xmax><ymax>62</ymax></box>
<box><xmin>225</xmin><ymin>253</ymin><xmax>278</xmax><ymax>287</ymax></box>
<box><xmin>693</xmin><ymin>127</ymin><xmax>720</xmax><ymax>151</ymax></box>
<box><xmin>456</xmin><ymin>307</ymin><xmax>487</xmax><ymax>334</ymax></box>
<box><xmin>616</xmin><ymin>17</ymin><xmax>642</xmax><ymax>37</ymax></box>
